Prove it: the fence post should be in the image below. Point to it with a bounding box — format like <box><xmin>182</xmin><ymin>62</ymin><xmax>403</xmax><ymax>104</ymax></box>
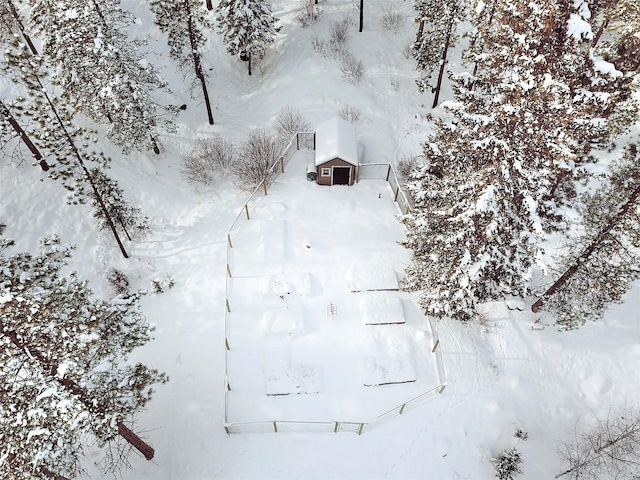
<box><xmin>227</xmin><ymin>263</ymin><xmax>232</xmax><ymax>278</ymax></box>
<box><xmin>334</xmin><ymin>422</ymin><xmax>339</xmax><ymax>433</ymax></box>
<box><xmin>313</xmin><ymin>133</ymin><xmax>316</xmax><ymax>150</ymax></box>
<box><xmin>431</xmin><ymin>338</ymin><xmax>440</xmax><ymax>353</ymax></box>
<box><xmin>438</xmin><ymin>384</ymin><xmax>446</xmax><ymax>393</ymax></box>
<box><xmin>226</xmin><ymin>298</ymin><xmax>231</xmax><ymax>312</ymax></box>
<box><xmin>356</xmin><ymin>165</ymin><xmax>361</xmax><ymax>183</ymax></box>
<box><xmin>227</xmin><ymin>234</ymin><xmax>233</xmax><ymax>248</ymax></box>
<box><xmin>399</xmin><ymin>403</ymin><xmax>406</xmax><ymax>415</ymax></box>
<box><xmin>385</xmin><ymin>164</ymin><xmax>391</xmax><ymax>182</ymax></box>
<box><xmin>394</xmin><ymin>185</ymin><xmax>399</xmax><ymax>202</ymax></box>
<box><xmin>273</xmin><ymin>421</ymin><xmax>278</xmax><ymax>433</ymax></box>
<box><xmin>296</xmin><ymin>133</ymin><xmax>300</xmax><ymax>150</ymax></box>
<box><xmin>357</xmin><ymin>423</ymin><xmax>365</xmax><ymax>435</ymax></box>
<box><xmin>244</xmin><ymin>204</ymin><xmax>250</xmax><ymax>220</ymax></box>
<box><xmin>280</xmin><ymin>156</ymin><xmax>285</xmax><ymax>173</ymax></box>
<box><xmin>225</xmin><ymin>337</ymin><xmax>231</xmax><ymax>350</ymax></box>
<box><xmin>263</xmin><ymin>182</ymin><xmax>268</xmax><ymax>196</ymax></box>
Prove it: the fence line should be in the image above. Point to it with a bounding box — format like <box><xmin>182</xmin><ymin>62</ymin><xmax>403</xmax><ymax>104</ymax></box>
<box><xmin>357</xmin><ymin>163</ymin><xmax>413</xmax><ymax>214</ymax></box>
<box><xmin>223</xmin><ymin>132</ymin><xmax>445</xmax><ymax>434</ymax></box>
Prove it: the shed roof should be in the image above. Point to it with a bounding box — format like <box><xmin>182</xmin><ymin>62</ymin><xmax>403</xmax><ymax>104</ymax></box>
<box><xmin>315</xmin><ymin>117</ymin><xmax>358</xmax><ymax>167</ymax></box>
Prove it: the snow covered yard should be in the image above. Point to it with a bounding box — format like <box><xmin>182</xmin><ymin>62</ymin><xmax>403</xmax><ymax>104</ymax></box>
<box><xmin>225</xmin><ymin>151</ymin><xmax>443</xmax><ymax>429</ymax></box>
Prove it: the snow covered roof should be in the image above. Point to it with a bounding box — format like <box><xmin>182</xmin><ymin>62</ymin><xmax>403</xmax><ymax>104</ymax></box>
<box><xmin>315</xmin><ymin>117</ymin><xmax>358</xmax><ymax>167</ymax></box>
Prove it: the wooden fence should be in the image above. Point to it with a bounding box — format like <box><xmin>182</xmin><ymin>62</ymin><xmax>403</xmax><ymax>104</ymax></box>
<box><xmin>223</xmin><ymin>132</ymin><xmax>444</xmax><ymax>434</ymax></box>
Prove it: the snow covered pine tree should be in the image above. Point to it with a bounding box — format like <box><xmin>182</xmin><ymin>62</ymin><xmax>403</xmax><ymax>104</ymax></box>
<box><xmin>3</xmin><ymin>39</ymin><xmax>148</xmax><ymax>257</ymax></box>
<box><xmin>533</xmin><ymin>145</ymin><xmax>640</xmax><ymax>329</ymax></box>
<box><xmin>28</xmin><ymin>0</ymin><xmax>173</xmax><ymax>153</ymax></box>
<box><xmin>0</xmin><ymin>233</ymin><xmax>167</xmax><ymax>479</ymax></box>
<box><xmin>412</xmin><ymin>0</ymin><xmax>466</xmax><ymax>107</ymax></box>
<box><xmin>149</xmin><ymin>0</ymin><xmax>215</xmax><ymax>125</ymax></box>
<box><xmin>401</xmin><ymin>0</ymin><xmax>637</xmax><ymax>322</ymax></box>
<box><xmin>216</xmin><ymin>0</ymin><xmax>279</xmax><ymax>75</ymax></box>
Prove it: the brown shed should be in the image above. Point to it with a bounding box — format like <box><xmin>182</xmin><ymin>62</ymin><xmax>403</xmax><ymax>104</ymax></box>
<box><xmin>314</xmin><ymin>117</ymin><xmax>359</xmax><ymax>186</ymax></box>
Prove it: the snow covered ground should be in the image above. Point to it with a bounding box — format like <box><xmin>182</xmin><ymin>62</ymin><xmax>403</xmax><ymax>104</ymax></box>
<box><xmin>1</xmin><ymin>0</ymin><xmax>639</xmax><ymax>478</ymax></box>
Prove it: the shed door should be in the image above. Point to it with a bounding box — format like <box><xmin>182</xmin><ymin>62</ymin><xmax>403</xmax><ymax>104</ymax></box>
<box><xmin>332</xmin><ymin>167</ymin><xmax>351</xmax><ymax>185</ymax></box>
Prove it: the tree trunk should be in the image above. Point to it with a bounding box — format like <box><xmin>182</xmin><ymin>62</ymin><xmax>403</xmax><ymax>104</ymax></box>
<box><xmin>432</xmin><ymin>20</ymin><xmax>454</xmax><ymax>109</ymax></box>
<box><xmin>206</xmin><ymin>0</ymin><xmax>213</xmax><ymax>10</ymax></box>
<box><xmin>0</xmin><ymin>100</ymin><xmax>49</xmax><ymax>171</ymax></box>
<box><xmin>532</xmin><ymin>182</ymin><xmax>640</xmax><ymax>313</ymax></box>
<box><xmin>248</xmin><ymin>52</ymin><xmax>252</xmax><ymax>76</ymax></box>
<box><xmin>118</xmin><ymin>422</ymin><xmax>155</xmax><ymax>460</ymax></box>
<box><xmin>1</xmin><ymin>323</ymin><xmax>154</xmax><ymax>460</ymax></box>
<box><xmin>39</xmin><ymin>466</ymin><xmax>70</xmax><ymax>480</ymax></box>
<box><xmin>591</xmin><ymin>17</ymin><xmax>609</xmax><ymax>48</ymax></box>
<box><xmin>32</xmin><ymin>75</ymin><xmax>129</xmax><ymax>258</ymax></box>
<box><xmin>359</xmin><ymin>0</ymin><xmax>364</xmax><ymax>32</ymax></box>
<box><xmin>416</xmin><ymin>19</ymin><xmax>425</xmax><ymax>43</ymax></box>
<box><xmin>186</xmin><ymin>3</ymin><xmax>214</xmax><ymax>125</ymax></box>
<box><xmin>7</xmin><ymin>0</ymin><xmax>38</xmax><ymax>55</ymax></box>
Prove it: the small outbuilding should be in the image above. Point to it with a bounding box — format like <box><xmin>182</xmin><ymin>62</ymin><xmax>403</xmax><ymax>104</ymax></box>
<box><xmin>314</xmin><ymin>117</ymin><xmax>359</xmax><ymax>186</ymax></box>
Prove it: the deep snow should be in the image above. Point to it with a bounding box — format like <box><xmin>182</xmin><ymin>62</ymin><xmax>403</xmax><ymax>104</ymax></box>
<box><xmin>1</xmin><ymin>0</ymin><xmax>639</xmax><ymax>479</ymax></box>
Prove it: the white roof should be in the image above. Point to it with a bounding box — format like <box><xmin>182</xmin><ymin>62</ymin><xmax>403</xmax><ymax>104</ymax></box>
<box><xmin>315</xmin><ymin>117</ymin><xmax>358</xmax><ymax>167</ymax></box>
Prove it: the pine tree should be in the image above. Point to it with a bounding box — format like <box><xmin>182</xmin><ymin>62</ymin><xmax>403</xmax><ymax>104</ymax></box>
<box><xmin>216</xmin><ymin>0</ymin><xmax>279</xmax><ymax>76</ymax></box>
<box><xmin>3</xmin><ymin>38</ymin><xmax>145</xmax><ymax>257</ymax></box>
<box><xmin>149</xmin><ymin>0</ymin><xmax>215</xmax><ymax>125</ymax></box>
<box><xmin>412</xmin><ymin>0</ymin><xmax>465</xmax><ymax>106</ymax></box>
<box><xmin>533</xmin><ymin>144</ymin><xmax>640</xmax><ymax>329</ymax></box>
<box><xmin>84</xmin><ymin>168</ymin><xmax>149</xmax><ymax>241</ymax></box>
<box><xmin>26</xmin><ymin>0</ymin><xmax>173</xmax><ymax>153</ymax></box>
<box><xmin>0</xmin><ymin>234</ymin><xmax>167</xmax><ymax>479</ymax></box>
<box><xmin>0</xmin><ymin>0</ymin><xmax>38</xmax><ymax>54</ymax></box>
<box><xmin>401</xmin><ymin>0</ymin><xmax>637</xmax><ymax>322</ymax></box>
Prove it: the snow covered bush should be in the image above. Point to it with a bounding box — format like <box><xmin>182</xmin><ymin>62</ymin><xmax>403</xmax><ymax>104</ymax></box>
<box><xmin>273</xmin><ymin>106</ymin><xmax>312</xmax><ymax>146</ymax></box>
<box><xmin>380</xmin><ymin>6</ymin><xmax>404</xmax><ymax>33</ymax></box>
<box><xmin>492</xmin><ymin>448</ymin><xmax>523</xmax><ymax>480</ymax></box>
<box><xmin>397</xmin><ymin>154</ymin><xmax>421</xmax><ymax>185</ymax></box>
<box><xmin>298</xmin><ymin>0</ymin><xmax>318</xmax><ymax>27</ymax></box>
<box><xmin>108</xmin><ymin>268</ymin><xmax>131</xmax><ymax>296</ymax></box>
<box><xmin>182</xmin><ymin>135</ymin><xmax>236</xmax><ymax>187</ymax></box>
<box><xmin>340</xmin><ymin>53</ymin><xmax>365</xmax><ymax>83</ymax></box>
<box><xmin>338</xmin><ymin>104</ymin><xmax>361</xmax><ymax>123</ymax></box>
<box><xmin>232</xmin><ymin>129</ymin><xmax>281</xmax><ymax>190</ymax></box>
<box><xmin>329</xmin><ymin>17</ymin><xmax>351</xmax><ymax>51</ymax></box>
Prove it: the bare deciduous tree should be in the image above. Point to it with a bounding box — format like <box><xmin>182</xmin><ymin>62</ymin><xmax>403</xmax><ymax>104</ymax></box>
<box><xmin>557</xmin><ymin>404</ymin><xmax>640</xmax><ymax>479</ymax></box>
<box><xmin>232</xmin><ymin>129</ymin><xmax>281</xmax><ymax>190</ymax></box>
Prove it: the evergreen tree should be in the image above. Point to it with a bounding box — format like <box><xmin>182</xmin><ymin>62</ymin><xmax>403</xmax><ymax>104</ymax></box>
<box><xmin>84</xmin><ymin>168</ymin><xmax>149</xmax><ymax>241</ymax></box>
<box><xmin>216</xmin><ymin>0</ymin><xmax>279</xmax><ymax>76</ymax></box>
<box><xmin>149</xmin><ymin>0</ymin><xmax>215</xmax><ymax>124</ymax></box>
<box><xmin>401</xmin><ymin>0</ymin><xmax>637</xmax><ymax>322</ymax></box>
<box><xmin>3</xmin><ymin>38</ymin><xmax>146</xmax><ymax>257</ymax></box>
<box><xmin>0</xmin><ymin>234</ymin><xmax>167</xmax><ymax>479</ymax></box>
<box><xmin>0</xmin><ymin>0</ymin><xmax>38</xmax><ymax>54</ymax></box>
<box><xmin>26</xmin><ymin>0</ymin><xmax>173</xmax><ymax>153</ymax></box>
<box><xmin>412</xmin><ymin>0</ymin><xmax>465</xmax><ymax>106</ymax></box>
<box><xmin>533</xmin><ymin>145</ymin><xmax>640</xmax><ymax>329</ymax></box>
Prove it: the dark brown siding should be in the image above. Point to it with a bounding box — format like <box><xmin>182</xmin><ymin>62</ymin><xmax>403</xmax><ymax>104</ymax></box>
<box><xmin>316</xmin><ymin>158</ymin><xmax>356</xmax><ymax>186</ymax></box>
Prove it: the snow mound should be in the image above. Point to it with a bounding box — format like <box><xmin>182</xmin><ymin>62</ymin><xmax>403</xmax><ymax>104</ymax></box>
<box><xmin>360</xmin><ymin>337</ymin><xmax>417</xmax><ymax>386</ymax></box>
<box><xmin>360</xmin><ymin>295</ymin><xmax>405</xmax><ymax>325</ymax></box>
<box><xmin>346</xmin><ymin>264</ymin><xmax>399</xmax><ymax>292</ymax></box>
